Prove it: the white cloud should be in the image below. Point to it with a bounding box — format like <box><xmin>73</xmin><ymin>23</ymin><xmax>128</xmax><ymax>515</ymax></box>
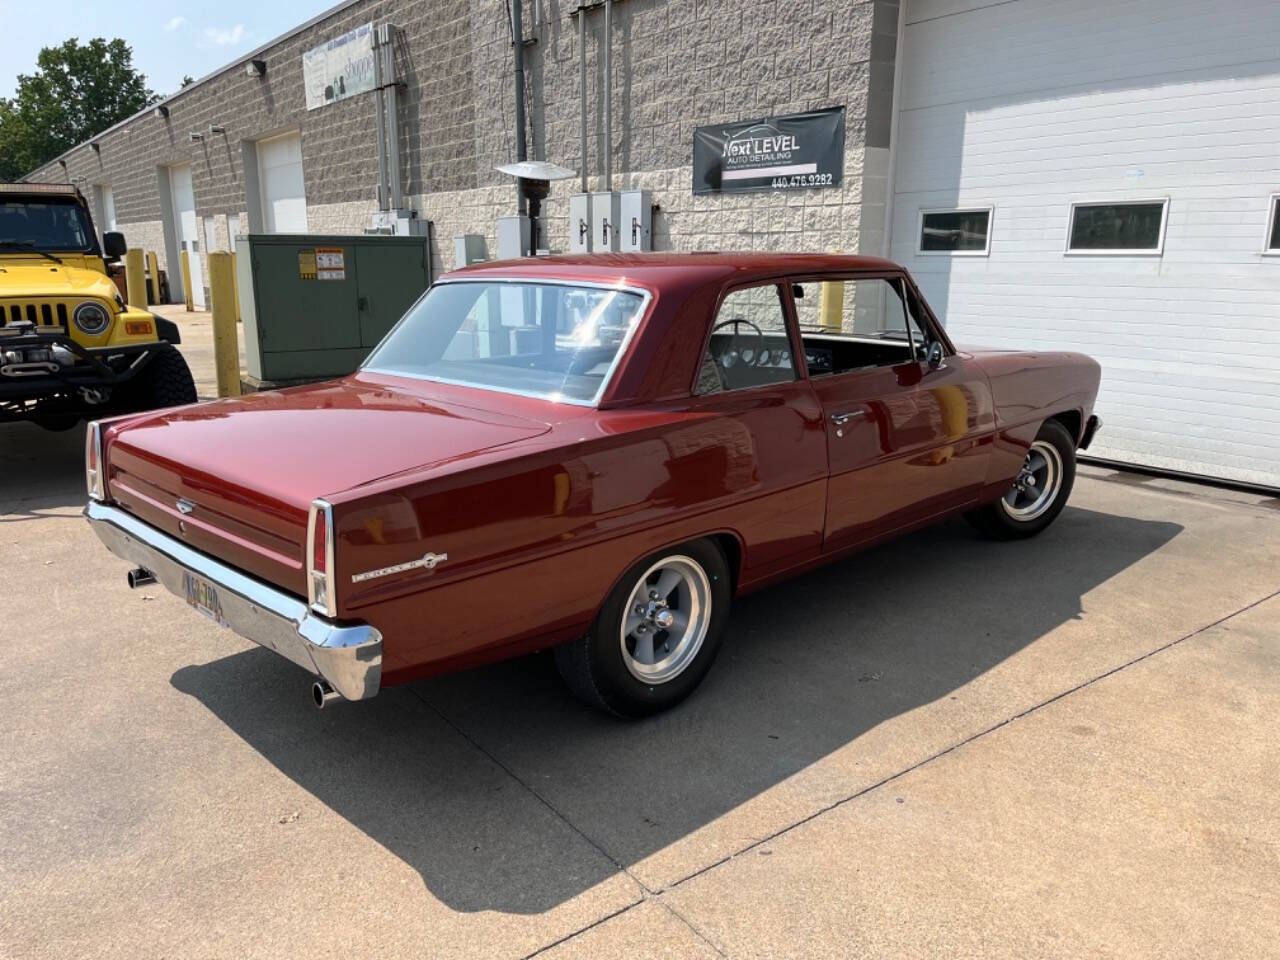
<box><xmin>163</xmin><ymin>16</ymin><xmax>186</xmax><ymax>32</ymax></box>
<box><xmin>203</xmin><ymin>24</ymin><xmax>246</xmax><ymax>46</ymax></box>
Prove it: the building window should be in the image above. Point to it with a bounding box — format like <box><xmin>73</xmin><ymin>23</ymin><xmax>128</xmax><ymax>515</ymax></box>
<box><xmin>1266</xmin><ymin>194</ymin><xmax>1280</xmax><ymax>254</ymax></box>
<box><xmin>918</xmin><ymin>208</ymin><xmax>992</xmax><ymax>255</ymax></box>
<box><xmin>1066</xmin><ymin>199</ymin><xmax>1168</xmax><ymax>255</ymax></box>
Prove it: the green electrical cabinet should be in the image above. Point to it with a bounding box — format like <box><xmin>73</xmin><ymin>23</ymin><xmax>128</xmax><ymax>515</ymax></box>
<box><xmin>235</xmin><ymin>231</ymin><xmax>432</xmax><ymax>384</ymax></box>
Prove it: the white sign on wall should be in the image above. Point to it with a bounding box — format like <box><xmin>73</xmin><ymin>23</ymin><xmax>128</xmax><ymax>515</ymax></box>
<box><xmin>302</xmin><ymin>22</ymin><xmax>375</xmax><ymax>111</ymax></box>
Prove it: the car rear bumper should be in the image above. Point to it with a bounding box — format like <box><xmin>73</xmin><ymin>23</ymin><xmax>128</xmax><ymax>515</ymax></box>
<box><xmin>1080</xmin><ymin>414</ymin><xmax>1102</xmax><ymax>450</ymax></box>
<box><xmin>85</xmin><ymin>500</ymin><xmax>381</xmax><ymax>701</ymax></box>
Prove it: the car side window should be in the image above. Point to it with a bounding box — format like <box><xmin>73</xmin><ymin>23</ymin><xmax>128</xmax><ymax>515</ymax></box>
<box><xmin>791</xmin><ymin>278</ymin><xmax>928</xmax><ymax>377</ymax></box>
<box><xmin>696</xmin><ymin>284</ymin><xmax>799</xmax><ymax>395</ymax></box>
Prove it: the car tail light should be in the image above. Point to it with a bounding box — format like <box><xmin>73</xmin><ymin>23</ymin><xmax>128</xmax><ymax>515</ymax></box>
<box><xmin>307</xmin><ymin>499</ymin><xmax>336</xmax><ymax>617</ymax></box>
<box><xmin>85</xmin><ymin>420</ymin><xmax>105</xmax><ymax>501</ymax></box>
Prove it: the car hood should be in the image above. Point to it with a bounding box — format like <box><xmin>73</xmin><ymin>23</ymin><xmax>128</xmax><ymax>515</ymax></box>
<box><xmin>0</xmin><ymin>257</ymin><xmax>117</xmax><ymax>300</ymax></box>
<box><xmin>107</xmin><ymin>377</ymin><xmax>553</xmax><ymax>510</ymax></box>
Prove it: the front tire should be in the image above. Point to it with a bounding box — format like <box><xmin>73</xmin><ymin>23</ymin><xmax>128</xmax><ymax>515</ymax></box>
<box><xmin>554</xmin><ymin>539</ymin><xmax>732</xmax><ymax>717</ymax></box>
<box><xmin>121</xmin><ymin>344</ymin><xmax>198</xmax><ymax>412</ymax></box>
<box><xmin>965</xmin><ymin>419</ymin><xmax>1076</xmax><ymax>539</ymax></box>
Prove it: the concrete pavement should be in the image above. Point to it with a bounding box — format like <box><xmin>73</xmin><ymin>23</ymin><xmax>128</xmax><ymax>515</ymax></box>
<box><xmin>1</xmin><ymin>313</ymin><xmax>1277</xmax><ymax>958</ymax></box>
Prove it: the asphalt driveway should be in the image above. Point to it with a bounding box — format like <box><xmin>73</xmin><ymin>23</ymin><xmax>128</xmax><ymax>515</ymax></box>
<box><xmin>1</xmin><ymin>314</ymin><xmax>1277</xmax><ymax>958</ymax></box>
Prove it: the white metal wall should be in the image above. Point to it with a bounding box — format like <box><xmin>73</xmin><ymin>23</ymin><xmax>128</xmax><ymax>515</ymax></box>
<box><xmin>893</xmin><ymin>0</ymin><xmax>1280</xmax><ymax>487</ymax></box>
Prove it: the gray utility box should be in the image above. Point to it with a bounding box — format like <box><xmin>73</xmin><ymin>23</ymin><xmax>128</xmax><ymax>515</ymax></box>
<box><xmin>235</xmin><ymin>232</ymin><xmax>432</xmax><ymax>383</ymax></box>
<box><xmin>591</xmin><ymin>192</ymin><xmax>621</xmax><ymax>251</ymax></box>
<box><xmin>620</xmin><ymin>189</ymin><xmax>653</xmax><ymax>251</ymax></box>
<box><xmin>569</xmin><ymin>194</ymin><xmax>592</xmax><ymax>252</ymax></box>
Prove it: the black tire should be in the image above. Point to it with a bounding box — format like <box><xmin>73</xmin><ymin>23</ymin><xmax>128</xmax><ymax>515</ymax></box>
<box><xmin>121</xmin><ymin>344</ymin><xmax>198</xmax><ymax>412</ymax></box>
<box><xmin>554</xmin><ymin>538</ymin><xmax>732</xmax><ymax>717</ymax></box>
<box><xmin>31</xmin><ymin>412</ymin><xmax>82</xmax><ymax>432</ymax></box>
<box><xmin>965</xmin><ymin>419</ymin><xmax>1076</xmax><ymax>540</ymax></box>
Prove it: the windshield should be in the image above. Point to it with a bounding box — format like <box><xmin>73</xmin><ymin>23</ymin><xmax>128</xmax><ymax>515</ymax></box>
<box><xmin>0</xmin><ymin>199</ymin><xmax>95</xmax><ymax>252</ymax></box>
<box><xmin>363</xmin><ymin>281</ymin><xmax>648</xmax><ymax>404</ymax></box>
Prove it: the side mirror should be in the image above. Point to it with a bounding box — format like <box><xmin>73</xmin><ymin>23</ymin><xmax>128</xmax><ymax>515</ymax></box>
<box><xmin>102</xmin><ymin>232</ymin><xmax>127</xmax><ymax>260</ymax></box>
<box><xmin>926</xmin><ymin>341</ymin><xmax>944</xmax><ymax>369</ymax></box>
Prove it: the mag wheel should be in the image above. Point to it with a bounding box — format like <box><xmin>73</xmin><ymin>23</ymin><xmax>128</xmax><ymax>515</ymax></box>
<box><xmin>555</xmin><ymin>539</ymin><xmax>731</xmax><ymax>717</ymax></box>
<box><xmin>965</xmin><ymin>419</ymin><xmax>1076</xmax><ymax>540</ymax></box>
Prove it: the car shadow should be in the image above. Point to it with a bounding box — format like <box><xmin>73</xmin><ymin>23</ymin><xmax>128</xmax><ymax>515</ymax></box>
<box><xmin>170</xmin><ymin>505</ymin><xmax>1181</xmax><ymax>915</ymax></box>
<box><xmin>0</xmin><ymin>422</ymin><xmax>87</xmax><ymax>518</ymax></box>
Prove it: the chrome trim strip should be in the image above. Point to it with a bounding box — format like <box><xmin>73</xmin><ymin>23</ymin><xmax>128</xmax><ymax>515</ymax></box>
<box><xmin>359</xmin><ymin>276</ymin><xmax>653</xmax><ymax>408</ymax></box>
<box><xmin>86</xmin><ymin>500</ymin><xmax>381</xmax><ymax>701</ymax></box>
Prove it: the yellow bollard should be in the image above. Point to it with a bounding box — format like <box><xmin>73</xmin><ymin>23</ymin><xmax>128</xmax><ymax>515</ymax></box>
<box><xmin>123</xmin><ymin>249</ymin><xmax>147</xmax><ymax>308</ymax></box>
<box><xmin>180</xmin><ymin>249</ymin><xmax>194</xmax><ymax>311</ymax></box>
<box><xmin>819</xmin><ymin>280</ymin><xmax>845</xmax><ymax>331</ymax></box>
<box><xmin>145</xmin><ymin>250</ymin><xmax>161</xmax><ymax>304</ymax></box>
<box><xmin>207</xmin><ymin>252</ymin><xmax>241</xmax><ymax>398</ymax></box>
<box><xmin>230</xmin><ymin>251</ymin><xmax>241</xmax><ymax>322</ymax></box>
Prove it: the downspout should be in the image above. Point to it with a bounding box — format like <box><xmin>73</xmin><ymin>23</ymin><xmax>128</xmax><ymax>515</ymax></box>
<box><xmin>881</xmin><ymin>0</ymin><xmax>908</xmax><ymax>258</ymax></box>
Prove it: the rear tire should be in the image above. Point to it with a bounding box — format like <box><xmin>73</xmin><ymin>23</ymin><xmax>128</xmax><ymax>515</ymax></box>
<box><xmin>122</xmin><ymin>344</ymin><xmax>197</xmax><ymax>412</ymax></box>
<box><xmin>965</xmin><ymin>419</ymin><xmax>1076</xmax><ymax>539</ymax></box>
<box><xmin>555</xmin><ymin>539</ymin><xmax>732</xmax><ymax>717</ymax></box>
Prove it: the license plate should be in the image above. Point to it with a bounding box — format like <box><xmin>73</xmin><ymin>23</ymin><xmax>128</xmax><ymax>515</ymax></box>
<box><xmin>183</xmin><ymin>571</ymin><xmax>227</xmax><ymax>627</ymax></box>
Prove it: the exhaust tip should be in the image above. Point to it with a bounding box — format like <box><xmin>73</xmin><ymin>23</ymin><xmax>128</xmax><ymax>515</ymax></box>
<box><xmin>312</xmin><ymin>680</ymin><xmax>340</xmax><ymax>709</ymax></box>
<box><xmin>127</xmin><ymin>567</ymin><xmax>156</xmax><ymax>588</ymax></box>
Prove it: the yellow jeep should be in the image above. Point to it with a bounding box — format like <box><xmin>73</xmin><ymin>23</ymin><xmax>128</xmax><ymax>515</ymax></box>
<box><xmin>0</xmin><ymin>182</ymin><xmax>196</xmax><ymax>431</ymax></box>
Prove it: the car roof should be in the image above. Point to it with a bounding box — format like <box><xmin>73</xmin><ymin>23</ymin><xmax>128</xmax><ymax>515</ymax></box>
<box><xmin>448</xmin><ymin>251</ymin><xmax>904</xmax><ymax>288</ymax></box>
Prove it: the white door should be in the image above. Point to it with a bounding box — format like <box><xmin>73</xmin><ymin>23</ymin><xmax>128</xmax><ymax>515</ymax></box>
<box><xmin>892</xmin><ymin>0</ymin><xmax>1280</xmax><ymax>488</ymax></box>
<box><xmin>256</xmin><ymin>131</ymin><xmax>308</xmax><ymax>233</ymax></box>
<box><xmin>169</xmin><ymin>163</ymin><xmax>205</xmax><ymax>308</ymax></box>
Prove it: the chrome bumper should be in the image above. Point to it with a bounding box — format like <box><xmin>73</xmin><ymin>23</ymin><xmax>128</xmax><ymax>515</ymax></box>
<box><xmin>85</xmin><ymin>500</ymin><xmax>381</xmax><ymax>701</ymax></box>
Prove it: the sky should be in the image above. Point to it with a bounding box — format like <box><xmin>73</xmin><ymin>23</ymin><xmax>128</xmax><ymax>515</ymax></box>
<box><xmin>0</xmin><ymin>0</ymin><xmax>337</xmax><ymax>101</ymax></box>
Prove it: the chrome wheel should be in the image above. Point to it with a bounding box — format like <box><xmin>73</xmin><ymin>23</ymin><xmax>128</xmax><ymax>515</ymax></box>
<box><xmin>619</xmin><ymin>555</ymin><xmax>712</xmax><ymax>684</ymax></box>
<box><xmin>1001</xmin><ymin>439</ymin><xmax>1063</xmax><ymax>521</ymax></box>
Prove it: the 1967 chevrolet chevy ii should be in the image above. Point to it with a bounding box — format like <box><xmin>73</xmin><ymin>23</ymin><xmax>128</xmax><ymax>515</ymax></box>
<box><xmin>86</xmin><ymin>253</ymin><xmax>1101</xmax><ymax>717</ymax></box>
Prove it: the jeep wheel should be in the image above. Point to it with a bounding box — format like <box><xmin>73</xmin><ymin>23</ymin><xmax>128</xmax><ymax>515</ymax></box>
<box><xmin>124</xmin><ymin>345</ymin><xmax>198</xmax><ymax>412</ymax></box>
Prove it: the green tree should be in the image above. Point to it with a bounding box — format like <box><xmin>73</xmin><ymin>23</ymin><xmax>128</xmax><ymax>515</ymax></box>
<box><xmin>0</xmin><ymin>37</ymin><xmax>157</xmax><ymax>180</ymax></box>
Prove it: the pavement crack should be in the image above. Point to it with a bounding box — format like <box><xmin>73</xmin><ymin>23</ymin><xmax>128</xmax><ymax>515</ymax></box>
<box><xmin>519</xmin><ymin>898</ymin><xmax>646</xmax><ymax>959</ymax></box>
<box><xmin>660</xmin><ymin>585</ymin><xmax>1280</xmax><ymax>895</ymax></box>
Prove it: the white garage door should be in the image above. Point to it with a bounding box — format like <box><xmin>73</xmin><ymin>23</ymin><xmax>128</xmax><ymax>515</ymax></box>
<box><xmin>892</xmin><ymin>0</ymin><xmax>1280</xmax><ymax>488</ymax></box>
<box><xmin>257</xmin><ymin>131</ymin><xmax>308</xmax><ymax>234</ymax></box>
<box><xmin>169</xmin><ymin>163</ymin><xmax>206</xmax><ymax>309</ymax></box>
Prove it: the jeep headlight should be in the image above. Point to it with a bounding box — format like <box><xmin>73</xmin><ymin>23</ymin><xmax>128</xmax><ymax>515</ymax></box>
<box><xmin>73</xmin><ymin>300</ymin><xmax>111</xmax><ymax>335</ymax></box>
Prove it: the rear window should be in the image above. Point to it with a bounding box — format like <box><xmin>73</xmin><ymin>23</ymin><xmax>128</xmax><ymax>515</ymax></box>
<box><xmin>362</xmin><ymin>280</ymin><xmax>648</xmax><ymax>405</ymax></box>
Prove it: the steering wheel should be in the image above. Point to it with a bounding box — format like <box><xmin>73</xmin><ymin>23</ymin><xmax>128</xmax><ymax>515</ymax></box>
<box><xmin>711</xmin><ymin>317</ymin><xmax>766</xmax><ymax>366</ymax></box>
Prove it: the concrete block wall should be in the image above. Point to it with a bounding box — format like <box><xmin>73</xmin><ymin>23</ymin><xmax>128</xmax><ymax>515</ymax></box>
<box><xmin>29</xmin><ymin>0</ymin><xmax>897</xmax><ymax>284</ymax></box>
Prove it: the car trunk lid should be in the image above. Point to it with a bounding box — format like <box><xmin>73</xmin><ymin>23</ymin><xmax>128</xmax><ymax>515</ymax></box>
<box><xmin>105</xmin><ymin>378</ymin><xmax>552</xmax><ymax>595</ymax></box>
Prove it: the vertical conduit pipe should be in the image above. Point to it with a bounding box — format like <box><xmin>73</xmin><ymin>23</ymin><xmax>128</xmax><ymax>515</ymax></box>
<box><xmin>579</xmin><ymin>6</ymin><xmax>588</xmax><ymax>193</ymax></box>
<box><xmin>602</xmin><ymin>0</ymin><xmax>612</xmax><ymax>191</ymax></box>
<box><xmin>512</xmin><ymin>0</ymin><xmax>529</xmax><ymax>218</ymax></box>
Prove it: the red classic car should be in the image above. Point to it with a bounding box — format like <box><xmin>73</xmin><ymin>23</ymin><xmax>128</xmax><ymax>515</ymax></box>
<box><xmin>85</xmin><ymin>253</ymin><xmax>1101</xmax><ymax>716</ymax></box>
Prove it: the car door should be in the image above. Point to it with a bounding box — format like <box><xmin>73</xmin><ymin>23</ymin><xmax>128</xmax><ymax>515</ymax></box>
<box><xmin>683</xmin><ymin>281</ymin><xmax>828</xmax><ymax>578</ymax></box>
<box><xmin>789</xmin><ymin>274</ymin><xmax>993</xmax><ymax>552</ymax></box>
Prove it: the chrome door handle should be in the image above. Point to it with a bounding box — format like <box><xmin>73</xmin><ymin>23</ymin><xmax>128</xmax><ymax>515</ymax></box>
<box><xmin>829</xmin><ymin>410</ymin><xmax>866</xmax><ymax>426</ymax></box>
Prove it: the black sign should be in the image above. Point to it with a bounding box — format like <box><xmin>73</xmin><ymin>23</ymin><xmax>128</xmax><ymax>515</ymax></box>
<box><xmin>693</xmin><ymin>106</ymin><xmax>846</xmax><ymax>195</ymax></box>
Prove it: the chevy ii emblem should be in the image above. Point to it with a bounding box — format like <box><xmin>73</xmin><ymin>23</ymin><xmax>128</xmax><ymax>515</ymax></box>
<box><xmin>176</xmin><ymin>498</ymin><xmax>195</xmax><ymax>515</ymax></box>
<box><xmin>351</xmin><ymin>551</ymin><xmax>449</xmax><ymax>584</ymax></box>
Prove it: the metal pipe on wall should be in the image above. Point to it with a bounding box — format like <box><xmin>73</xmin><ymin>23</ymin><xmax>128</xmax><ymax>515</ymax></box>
<box><xmin>372</xmin><ymin>27</ymin><xmax>389</xmax><ymax>210</ymax></box>
<box><xmin>579</xmin><ymin>5</ymin><xmax>588</xmax><ymax>193</ymax></box>
<box><xmin>512</xmin><ymin>0</ymin><xmax>529</xmax><ymax>217</ymax></box>
<box><xmin>602</xmin><ymin>0</ymin><xmax>612</xmax><ymax>191</ymax></box>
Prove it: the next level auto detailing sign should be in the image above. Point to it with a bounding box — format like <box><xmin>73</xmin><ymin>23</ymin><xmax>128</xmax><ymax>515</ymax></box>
<box><xmin>693</xmin><ymin>106</ymin><xmax>846</xmax><ymax>194</ymax></box>
<box><xmin>302</xmin><ymin>23</ymin><xmax>375</xmax><ymax>110</ymax></box>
